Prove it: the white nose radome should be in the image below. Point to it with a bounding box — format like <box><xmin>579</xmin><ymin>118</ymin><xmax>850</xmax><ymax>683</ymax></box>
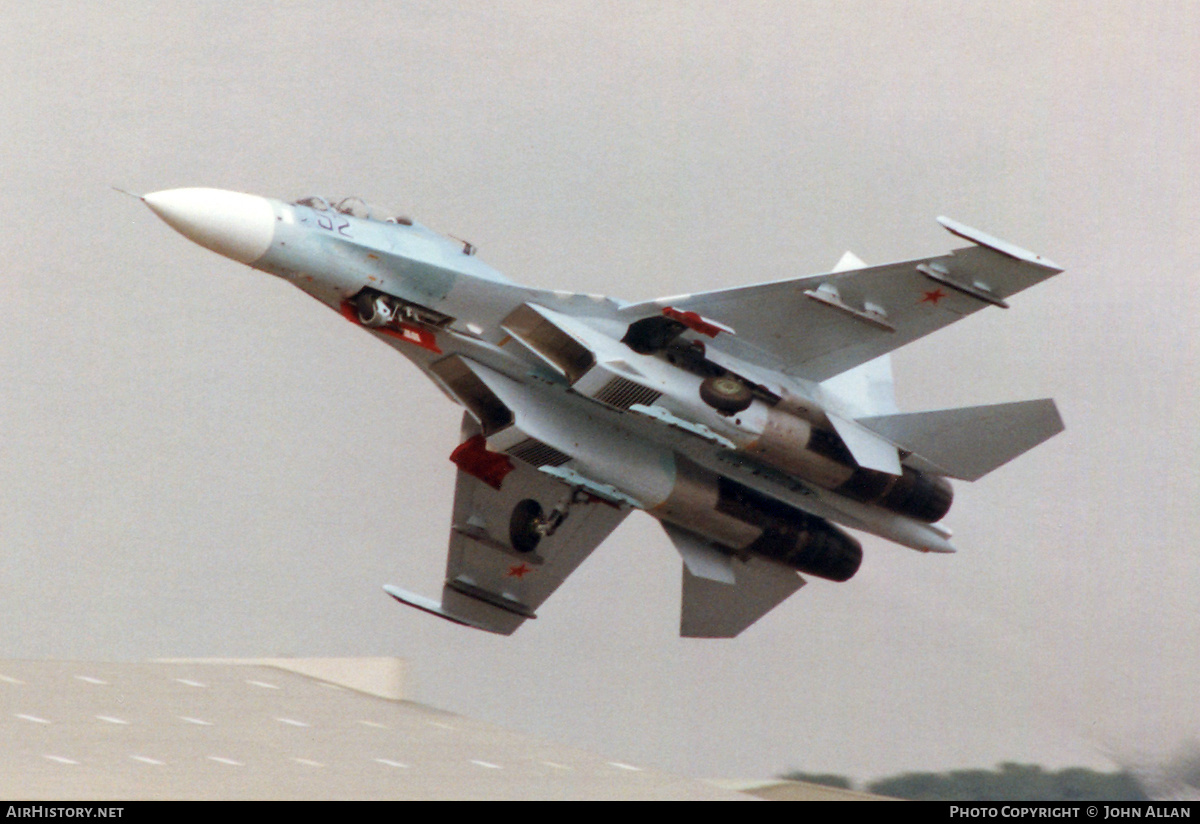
<box><xmin>144</xmin><ymin>188</ymin><xmax>275</xmax><ymax>264</ymax></box>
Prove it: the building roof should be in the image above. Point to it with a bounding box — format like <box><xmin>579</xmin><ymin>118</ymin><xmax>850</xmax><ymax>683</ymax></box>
<box><xmin>0</xmin><ymin>658</ymin><xmax>753</xmax><ymax>800</ymax></box>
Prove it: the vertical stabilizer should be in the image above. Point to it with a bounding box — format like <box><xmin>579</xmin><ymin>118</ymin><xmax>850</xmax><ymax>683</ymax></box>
<box><xmin>820</xmin><ymin>251</ymin><xmax>899</xmax><ymax>417</ymax></box>
<box><xmin>667</xmin><ymin>524</ymin><xmax>806</xmax><ymax>638</ymax></box>
<box><xmin>822</xmin><ymin>354</ymin><xmax>899</xmax><ymax>417</ymax></box>
<box><xmin>831</xmin><ymin>250</ymin><xmax>867</xmax><ymax>273</ymax></box>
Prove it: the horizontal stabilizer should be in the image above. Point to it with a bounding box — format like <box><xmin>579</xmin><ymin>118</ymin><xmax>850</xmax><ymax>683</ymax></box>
<box><xmin>859</xmin><ymin>399</ymin><xmax>1064</xmax><ymax>481</ymax></box>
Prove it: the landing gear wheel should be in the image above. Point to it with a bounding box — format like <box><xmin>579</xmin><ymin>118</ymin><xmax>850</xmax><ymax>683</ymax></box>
<box><xmin>699</xmin><ymin>375</ymin><xmax>753</xmax><ymax>414</ymax></box>
<box><xmin>509</xmin><ymin>499</ymin><xmax>545</xmax><ymax>553</ymax></box>
<box><xmin>355</xmin><ymin>292</ymin><xmax>391</xmax><ymax>327</ymax></box>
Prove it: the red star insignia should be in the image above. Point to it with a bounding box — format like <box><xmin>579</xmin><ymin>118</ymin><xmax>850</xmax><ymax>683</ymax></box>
<box><xmin>920</xmin><ymin>288</ymin><xmax>947</xmax><ymax>305</ymax></box>
<box><xmin>506</xmin><ymin>563</ymin><xmax>533</xmax><ymax>579</ymax></box>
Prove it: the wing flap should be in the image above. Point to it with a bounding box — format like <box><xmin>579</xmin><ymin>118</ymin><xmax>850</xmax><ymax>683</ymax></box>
<box><xmin>860</xmin><ymin>399</ymin><xmax>1065</xmax><ymax>481</ymax></box>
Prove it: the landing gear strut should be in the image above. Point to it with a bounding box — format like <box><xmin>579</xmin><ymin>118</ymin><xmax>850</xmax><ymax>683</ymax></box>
<box><xmin>508</xmin><ymin>489</ymin><xmax>590</xmax><ymax>553</ymax></box>
<box><xmin>354</xmin><ymin>291</ymin><xmax>393</xmax><ymax>327</ymax></box>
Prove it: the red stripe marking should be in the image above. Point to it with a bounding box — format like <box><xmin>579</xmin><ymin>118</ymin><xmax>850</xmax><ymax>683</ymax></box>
<box><xmin>339</xmin><ymin>301</ymin><xmax>443</xmax><ymax>353</ymax></box>
<box><xmin>449</xmin><ymin>435</ymin><xmax>515</xmax><ymax>490</ymax></box>
<box><xmin>662</xmin><ymin>306</ymin><xmax>723</xmax><ymax>337</ymax></box>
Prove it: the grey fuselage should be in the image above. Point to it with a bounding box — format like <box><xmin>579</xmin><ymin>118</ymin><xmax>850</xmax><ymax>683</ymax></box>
<box><xmin>246</xmin><ymin>195</ymin><xmax>955</xmax><ymax>557</ymax></box>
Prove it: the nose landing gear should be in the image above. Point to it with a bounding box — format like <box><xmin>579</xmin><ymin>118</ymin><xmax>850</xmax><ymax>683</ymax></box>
<box><xmin>355</xmin><ymin>292</ymin><xmax>394</xmax><ymax>327</ymax></box>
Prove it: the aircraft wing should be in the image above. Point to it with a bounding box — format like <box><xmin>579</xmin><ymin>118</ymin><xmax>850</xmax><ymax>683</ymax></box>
<box><xmin>386</xmin><ymin>415</ymin><xmax>629</xmax><ymax>634</ymax></box>
<box><xmin>619</xmin><ymin>218</ymin><xmax>1062</xmax><ymax>382</ymax></box>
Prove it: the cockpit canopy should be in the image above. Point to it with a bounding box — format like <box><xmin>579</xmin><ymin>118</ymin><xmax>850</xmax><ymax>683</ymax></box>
<box><xmin>292</xmin><ymin>195</ymin><xmax>413</xmax><ymax>225</ymax></box>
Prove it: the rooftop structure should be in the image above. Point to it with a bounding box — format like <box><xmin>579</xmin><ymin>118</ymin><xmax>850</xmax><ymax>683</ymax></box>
<box><xmin>0</xmin><ymin>658</ymin><xmax>752</xmax><ymax>800</ymax></box>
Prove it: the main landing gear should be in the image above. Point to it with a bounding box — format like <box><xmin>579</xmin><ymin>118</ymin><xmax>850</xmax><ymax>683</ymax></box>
<box><xmin>508</xmin><ymin>489</ymin><xmax>592</xmax><ymax>553</ymax></box>
<box><xmin>699</xmin><ymin>374</ymin><xmax>753</xmax><ymax>414</ymax></box>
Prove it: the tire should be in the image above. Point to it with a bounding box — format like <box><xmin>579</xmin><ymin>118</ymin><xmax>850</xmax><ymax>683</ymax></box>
<box><xmin>509</xmin><ymin>499</ymin><xmax>544</xmax><ymax>553</ymax></box>
<box><xmin>699</xmin><ymin>375</ymin><xmax>753</xmax><ymax>414</ymax></box>
<box><xmin>355</xmin><ymin>292</ymin><xmax>389</xmax><ymax>327</ymax></box>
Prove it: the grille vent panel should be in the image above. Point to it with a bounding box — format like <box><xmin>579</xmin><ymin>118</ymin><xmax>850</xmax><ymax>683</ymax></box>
<box><xmin>507</xmin><ymin>438</ymin><xmax>572</xmax><ymax>468</ymax></box>
<box><xmin>592</xmin><ymin>376</ymin><xmax>663</xmax><ymax>410</ymax></box>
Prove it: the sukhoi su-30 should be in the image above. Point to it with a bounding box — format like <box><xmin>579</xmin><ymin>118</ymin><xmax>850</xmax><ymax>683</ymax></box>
<box><xmin>141</xmin><ymin>187</ymin><xmax>1064</xmax><ymax>637</ymax></box>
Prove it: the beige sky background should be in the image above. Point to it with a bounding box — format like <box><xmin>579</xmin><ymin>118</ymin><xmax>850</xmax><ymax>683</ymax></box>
<box><xmin>0</xmin><ymin>1</ymin><xmax>1197</xmax><ymax>780</ymax></box>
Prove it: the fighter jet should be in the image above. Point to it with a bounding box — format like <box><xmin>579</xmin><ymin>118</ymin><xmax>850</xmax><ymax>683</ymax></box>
<box><xmin>141</xmin><ymin>188</ymin><xmax>1063</xmax><ymax>637</ymax></box>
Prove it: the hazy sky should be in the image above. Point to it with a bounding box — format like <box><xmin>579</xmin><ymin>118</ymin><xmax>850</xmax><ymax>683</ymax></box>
<box><xmin>1</xmin><ymin>1</ymin><xmax>1197</xmax><ymax>781</ymax></box>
